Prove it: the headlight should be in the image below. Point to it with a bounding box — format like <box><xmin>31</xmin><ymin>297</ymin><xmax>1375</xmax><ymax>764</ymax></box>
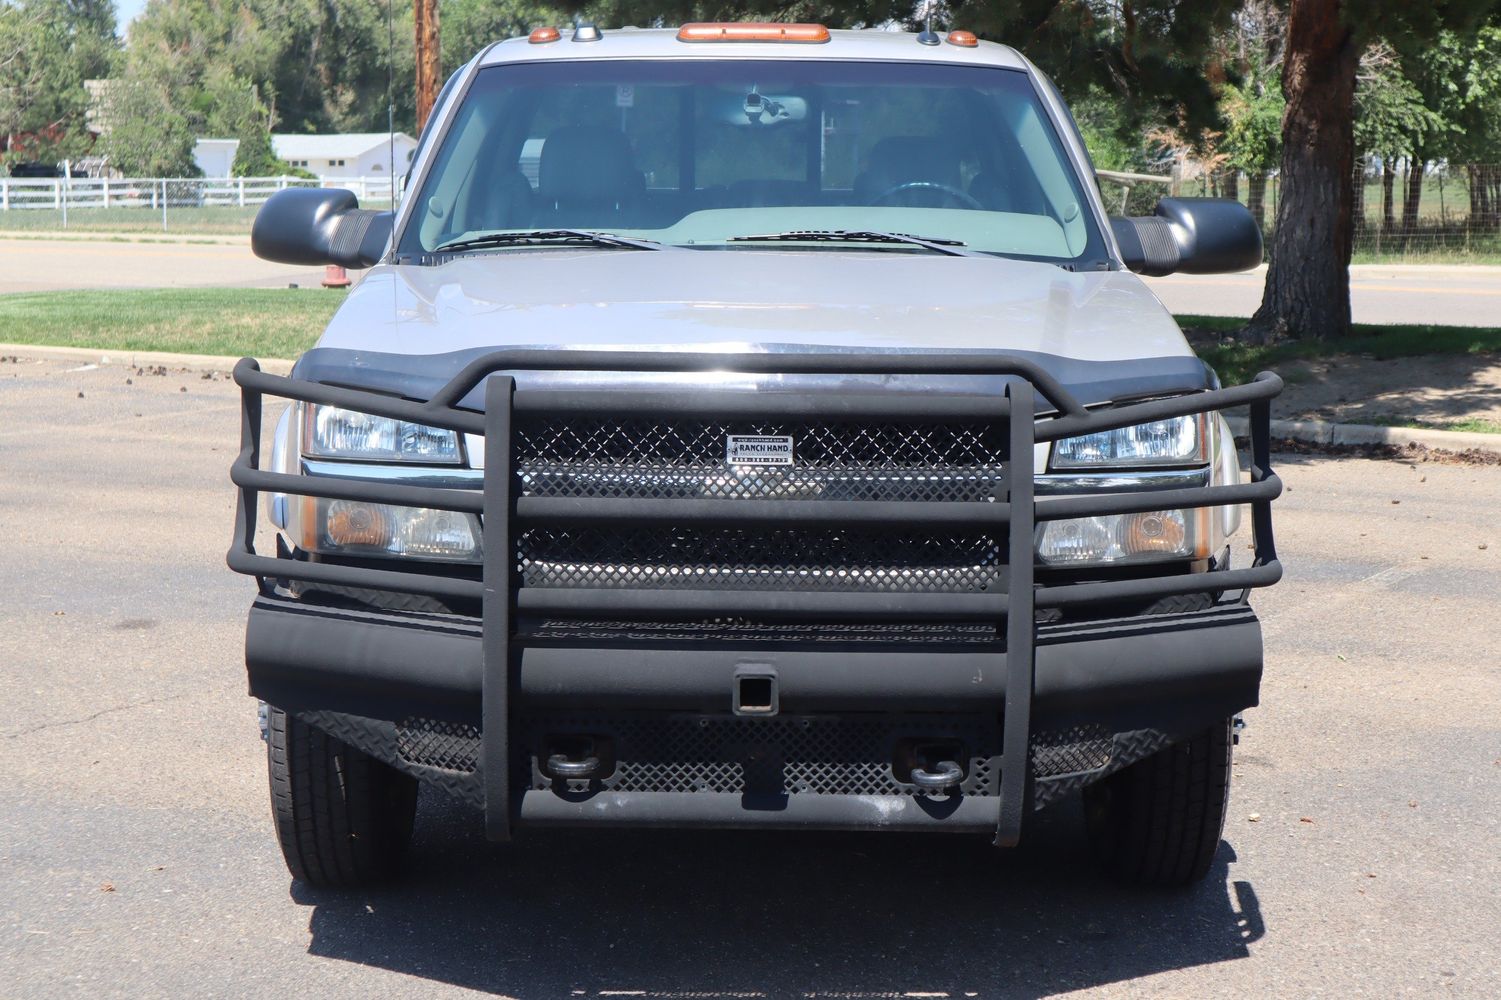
<box><xmin>1051</xmin><ymin>414</ymin><xmax>1207</xmax><ymax>468</ymax></box>
<box><xmin>1037</xmin><ymin>509</ymin><xmax>1209</xmax><ymax>566</ymax></box>
<box><xmin>302</xmin><ymin>403</ymin><xmax>461</xmax><ymax>464</ymax></box>
<box><xmin>295</xmin><ymin>496</ymin><xmax>481</xmax><ymax>563</ymax></box>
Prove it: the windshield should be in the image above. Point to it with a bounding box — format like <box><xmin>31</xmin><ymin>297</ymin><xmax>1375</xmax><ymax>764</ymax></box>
<box><xmin>399</xmin><ymin>59</ymin><xmax>1106</xmax><ymax>265</ymax></box>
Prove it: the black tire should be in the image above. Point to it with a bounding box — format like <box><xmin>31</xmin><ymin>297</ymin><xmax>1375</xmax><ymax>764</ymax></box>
<box><xmin>265</xmin><ymin>706</ymin><xmax>419</xmax><ymax>888</ymax></box>
<box><xmin>1084</xmin><ymin>718</ymin><xmax>1233</xmax><ymax>888</ymax></box>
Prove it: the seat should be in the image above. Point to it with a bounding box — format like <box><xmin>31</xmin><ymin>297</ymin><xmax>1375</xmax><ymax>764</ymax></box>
<box><xmin>853</xmin><ymin>136</ymin><xmax>964</xmax><ymax>207</ymax></box>
<box><xmin>968</xmin><ymin>170</ymin><xmax>1038</xmax><ymax>214</ymax></box>
<box><xmin>536</xmin><ymin>126</ymin><xmax>645</xmax><ymax>227</ymax></box>
<box><xmin>725</xmin><ymin>178</ymin><xmax>819</xmax><ymax>208</ymax></box>
<box><xmin>467</xmin><ymin>167</ymin><xmax>536</xmax><ymax>230</ymax></box>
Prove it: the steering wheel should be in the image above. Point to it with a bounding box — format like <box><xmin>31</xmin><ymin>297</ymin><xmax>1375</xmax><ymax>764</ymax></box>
<box><xmin>870</xmin><ymin>181</ymin><xmax>984</xmax><ymax>210</ymax></box>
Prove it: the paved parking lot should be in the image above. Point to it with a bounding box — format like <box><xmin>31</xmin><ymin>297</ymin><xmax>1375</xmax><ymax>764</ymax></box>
<box><xmin>2</xmin><ymin>356</ymin><xmax>1498</xmax><ymax>998</ymax></box>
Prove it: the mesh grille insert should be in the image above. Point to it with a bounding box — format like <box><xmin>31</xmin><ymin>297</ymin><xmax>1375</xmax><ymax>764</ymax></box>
<box><xmin>525</xmin><ymin>714</ymin><xmax>998</xmax><ymax>797</ymax></box>
<box><xmin>518</xmin><ymin>526</ymin><xmax>1003</xmax><ymax>593</ymax></box>
<box><xmin>520</xmin><ymin>619</ymin><xmax>1002</xmax><ymax>644</ymax></box>
<box><xmin>515</xmin><ymin>417</ymin><xmax>1006</xmax><ymax>503</ymax></box>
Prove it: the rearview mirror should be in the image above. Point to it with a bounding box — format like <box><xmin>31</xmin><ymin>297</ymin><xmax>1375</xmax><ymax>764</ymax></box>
<box><xmin>1109</xmin><ymin>197</ymin><xmax>1262</xmax><ymax>277</ymax></box>
<box><xmin>251</xmin><ymin>188</ymin><xmax>393</xmax><ymax>269</ymax></box>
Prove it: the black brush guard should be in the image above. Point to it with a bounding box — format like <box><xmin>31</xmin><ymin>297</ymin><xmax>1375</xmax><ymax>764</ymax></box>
<box><xmin>228</xmin><ymin>351</ymin><xmax>1283</xmax><ymax>847</ymax></box>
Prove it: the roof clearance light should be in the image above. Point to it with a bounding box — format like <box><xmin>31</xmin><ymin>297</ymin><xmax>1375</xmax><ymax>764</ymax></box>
<box><xmin>528</xmin><ymin>26</ymin><xmax>561</xmax><ymax>43</ymax></box>
<box><xmin>677</xmin><ymin>23</ymin><xmax>831</xmax><ymax>43</ymax></box>
<box><xmin>947</xmin><ymin>30</ymin><xmax>979</xmax><ymax>47</ymax></box>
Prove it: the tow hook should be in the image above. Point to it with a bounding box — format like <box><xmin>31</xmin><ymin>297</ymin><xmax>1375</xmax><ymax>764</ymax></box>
<box><xmin>547</xmin><ymin>753</ymin><xmax>601</xmax><ymax>779</ymax></box>
<box><xmin>545</xmin><ymin>736</ymin><xmax>604</xmax><ymax>780</ymax></box>
<box><xmin>910</xmin><ymin>760</ymin><xmax>964</xmax><ymax>793</ymax></box>
<box><xmin>904</xmin><ymin>740</ymin><xmax>966</xmax><ymax>795</ymax></box>
<box><xmin>1233</xmin><ymin>714</ymin><xmax>1247</xmax><ymax>746</ymax></box>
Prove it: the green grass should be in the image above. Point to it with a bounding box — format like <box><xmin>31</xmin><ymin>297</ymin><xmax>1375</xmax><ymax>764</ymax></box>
<box><xmin>0</xmin><ymin>202</ymin><xmax>398</xmax><ymax>236</ymax></box>
<box><xmin>1180</xmin><ymin>314</ymin><xmax>1501</xmax><ymax>386</ymax></box>
<box><xmin>0</xmin><ymin>288</ymin><xmax>339</xmax><ymax>358</ymax></box>
<box><xmin>0</xmin><ymin>205</ymin><xmax>263</xmax><ymax>235</ymax></box>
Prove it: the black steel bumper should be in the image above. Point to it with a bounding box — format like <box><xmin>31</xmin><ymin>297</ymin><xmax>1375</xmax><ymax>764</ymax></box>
<box><xmin>228</xmin><ymin>350</ymin><xmax>1283</xmax><ymax>845</ymax></box>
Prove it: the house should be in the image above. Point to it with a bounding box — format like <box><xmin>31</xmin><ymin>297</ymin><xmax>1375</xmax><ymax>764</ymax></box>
<box><xmin>270</xmin><ymin>132</ymin><xmax>418</xmax><ymax>181</ymax></box>
<box><xmin>193</xmin><ymin>138</ymin><xmax>241</xmax><ymax>178</ymax></box>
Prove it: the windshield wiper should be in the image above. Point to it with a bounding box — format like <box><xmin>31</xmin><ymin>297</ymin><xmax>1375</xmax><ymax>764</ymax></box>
<box><xmin>432</xmin><ymin>229</ymin><xmax>671</xmax><ymax>254</ymax></box>
<box><xmin>726</xmin><ymin>230</ymin><xmax>980</xmax><ymax>257</ymax></box>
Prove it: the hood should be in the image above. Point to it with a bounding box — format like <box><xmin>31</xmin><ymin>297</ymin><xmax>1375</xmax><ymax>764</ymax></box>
<box><xmin>299</xmin><ymin>249</ymin><xmax>1209</xmax><ymax>409</ymax></box>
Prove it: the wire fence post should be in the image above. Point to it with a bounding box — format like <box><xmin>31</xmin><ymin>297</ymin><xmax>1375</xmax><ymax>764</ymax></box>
<box><xmin>161</xmin><ymin>179</ymin><xmax>168</xmax><ymax>232</ymax></box>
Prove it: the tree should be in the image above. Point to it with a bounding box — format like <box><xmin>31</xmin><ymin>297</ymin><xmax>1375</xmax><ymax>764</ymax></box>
<box><xmin>203</xmin><ymin>70</ymin><xmax>284</xmax><ymax>176</ymax></box>
<box><xmin>1245</xmin><ymin>0</ymin><xmax>1498</xmax><ymax>344</ymax></box>
<box><xmin>0</xmin><ymin>0</ymin><xmax>119</xmax><ymax>166</ymax></box>
<box><xmin>1218</xmin><ymin>2</ymin><xmax>1285</xmax><ymax>230</ymax></box>
<box><xmin>1353</xmin><ymin>43</ymin><xmax>1443</xmax><ymax>240</ymax></box>
<box><xmin>97</xmin><ymin>75</ymin><xmax>198</xmax><ymax>174</ymax></box>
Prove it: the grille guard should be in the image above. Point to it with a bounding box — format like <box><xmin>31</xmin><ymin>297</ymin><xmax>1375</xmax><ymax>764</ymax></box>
<box><xmin>228</xmin><ymin>350</ymin><xmax>1284</xmax><ymax>847</ymax></box>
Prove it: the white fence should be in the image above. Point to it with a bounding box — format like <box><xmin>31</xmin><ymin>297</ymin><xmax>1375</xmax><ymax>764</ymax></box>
<box><xmin>0</xmin><ymin>174</ymin><xmax>396</xmax><ymax>212</ymax></box>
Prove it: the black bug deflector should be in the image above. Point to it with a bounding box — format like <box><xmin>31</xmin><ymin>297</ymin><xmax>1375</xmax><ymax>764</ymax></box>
<box><xmin>228</xmin><ymin>351</ymin><xmax>1284</xmax><ymax>847</ymax></box>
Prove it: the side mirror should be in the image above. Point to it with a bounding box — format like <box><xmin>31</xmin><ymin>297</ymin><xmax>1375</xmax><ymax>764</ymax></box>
<box><xmin>251</xmin><ymin>188</ymin><xmax>393</xmax><ymax>269</ymax></box>
<box><xmin>1110</xmin><ymin>197</ymin><xmax>1262</xmax><ymax>277</ymax></box>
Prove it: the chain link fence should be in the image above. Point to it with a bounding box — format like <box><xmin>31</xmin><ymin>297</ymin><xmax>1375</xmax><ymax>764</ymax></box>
<box><xmin>0</xmin><ymin>175</ymin><xmax>397</xmax><ymax>235</ymax></box>
<box><xmin>1097</xmin><ymin>164</ymin><xmax>1501</xmax><ymax>264</ymax></box>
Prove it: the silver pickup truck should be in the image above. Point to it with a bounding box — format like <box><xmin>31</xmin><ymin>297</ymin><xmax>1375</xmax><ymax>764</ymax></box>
<box><xmin>233</xmin><ymin>23</ymin><xmax>1283</xmax><ymax>890</ymax></box>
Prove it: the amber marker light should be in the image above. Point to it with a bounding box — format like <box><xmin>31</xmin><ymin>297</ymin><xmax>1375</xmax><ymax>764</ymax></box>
<box><xmin>529</xmin><ymin>26</ymin><xmax>561</xmax><ymax>43</ymax></box>
<box><xmin>947</xmin><ymin>30</ymin><xmax>979</xmax><ymax>47</ymax></box>
<box><xmin>677</xmin><ymin>22</ymin><xmax>831</xmax><ymax>43</ymax></box>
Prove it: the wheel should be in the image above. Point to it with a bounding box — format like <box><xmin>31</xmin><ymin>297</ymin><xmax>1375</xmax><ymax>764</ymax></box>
<box><xmin>265</xmin><ymin>706</ymin><xmax>418</xmax><ymax>888</ymax></box>
<box><xmin>1084</xmin><ymin>718</ymin><xmax>1233</xmax><ymax>888</ymax></box>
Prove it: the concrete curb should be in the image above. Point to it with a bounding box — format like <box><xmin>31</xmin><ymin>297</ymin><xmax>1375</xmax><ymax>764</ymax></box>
<box><xmin>0</xmin><ymin>342</ymin><xmax>292</xmax><ymax>376</ymax></box>
<box><xmin>1225</xmin><ymin>415</ymin><xmax>1501</xmax><ymax>456</ymax></box>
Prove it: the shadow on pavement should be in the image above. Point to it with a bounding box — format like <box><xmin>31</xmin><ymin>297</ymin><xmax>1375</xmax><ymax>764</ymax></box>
<box><xmin>293</xmin><ymin>790</ymin><xmax>1264</xmax><ymax>998</ymax></box>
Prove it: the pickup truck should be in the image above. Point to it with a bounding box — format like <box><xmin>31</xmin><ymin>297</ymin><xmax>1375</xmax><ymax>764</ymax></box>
<box><xmin>232</xmin><ymin>22</ymin><xmax>1283</xmax><ymax>890</ymax></box>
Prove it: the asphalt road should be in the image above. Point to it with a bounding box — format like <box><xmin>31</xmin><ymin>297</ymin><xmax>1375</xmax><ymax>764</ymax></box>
<box><xmin>2</xmin><ymin>235</ymin><xmax>1499</xmax><ymax>329</ymax></box>
<box><xmin>2</xmin><ymin>356</ymin><xmax>1499</xmax><ymax>998</ymax></box>
<box><xmin>0</xmin><ymin>237</ymin><xmax>325</xmax><ymax>293</ymax></box>
<box><xmin>1142</xmin><ymin>265</ymin><xmax>1501</xmax><ymax>328</ymax></box>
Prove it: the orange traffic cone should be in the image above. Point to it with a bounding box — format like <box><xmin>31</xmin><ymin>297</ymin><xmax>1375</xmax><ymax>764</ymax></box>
<box><xmin>322</xmin><ymin>265</ymin><xmax>351</xmax><ymax>289</ymax></box>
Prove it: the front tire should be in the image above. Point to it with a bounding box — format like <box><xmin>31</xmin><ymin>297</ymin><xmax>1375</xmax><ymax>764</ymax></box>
<box><xmin>1084</xmin><ymin>719</ymin><xmax>1233</xmax><ymax>887</ymax></box>
<box><xmin>265</xmin><ymin>706</ymin><xmax>418</xmax><ymax>888</ymax></box>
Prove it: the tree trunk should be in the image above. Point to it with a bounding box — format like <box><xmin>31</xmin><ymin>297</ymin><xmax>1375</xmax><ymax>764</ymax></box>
<box><xmin>1401</xmin><ymin>160</ymin><xmax>1424</xmax><ymax>244</ymax></box>
<box><xmin>1245</xmin><ymin>0</ymin><xmax>1358</xmax><ymax>343</ymax></box>
<box><xmin>1381</xmin><ymin>159</ymin><xmax>1395</xmax><ymax>234</ymax></box>
<box><xmin>1468</xmin><ymin>164</ymin><xmax>1482</xmax><ymax>233</ymax></box>
<box><xmin>1248</xmin><ymin>171</ymin><xmax>1269</xmax><ymax>232</ymax></box>
<box><xmin>1351</xmin><ymin>163</ymin><xmax>1366</xmax><ymax>234</ymax></box>
<box><xmin>1222</xmin><ymin>171</ymin><xmax>1240</xmax><ymax>202</ymax></box>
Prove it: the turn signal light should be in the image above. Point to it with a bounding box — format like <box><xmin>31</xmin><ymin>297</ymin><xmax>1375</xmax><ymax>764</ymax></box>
<box><xmin>529</xmin><ymin>26</ymin><xmax>561</xmax><ymax>43</ymax></box>
<box><xmin>947</xmin><ymin>30</ymin><xmax>979</xmax><ymax>47</ymax></box>
<box><xmin>677</xmin><ymin>22</ymin><xmax>831</xmax><ymax>43</ymax></box>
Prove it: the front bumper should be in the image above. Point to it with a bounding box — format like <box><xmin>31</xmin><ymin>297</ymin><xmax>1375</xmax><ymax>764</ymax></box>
<box><xmin>228</xmin><ymin>349</ymin><xmax>1283</xmax><ymax>845</ymax></box>
<box><xmin>245</xmin><ymin>591</ymin><xmax>1264</xmax><ymax>832</ymax></box>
